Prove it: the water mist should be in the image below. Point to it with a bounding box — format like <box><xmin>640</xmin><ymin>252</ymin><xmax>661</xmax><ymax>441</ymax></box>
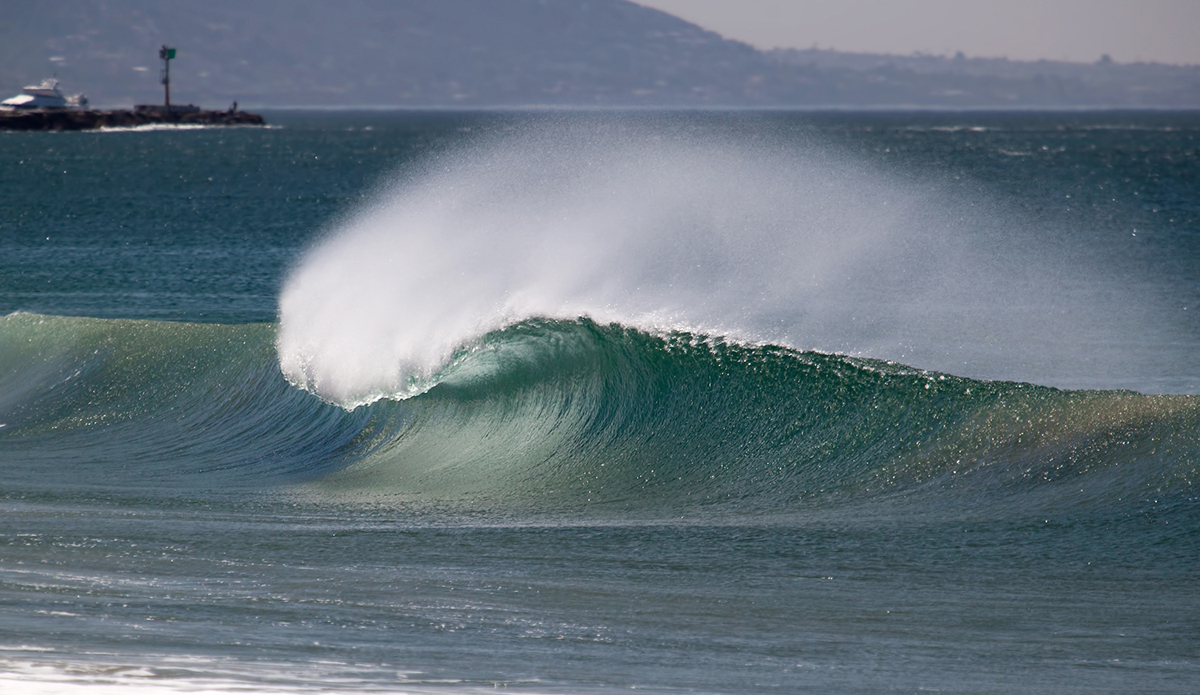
<box><xmin>276</xmin><ymin>119</ymin><xmax>1165</xmax><ymax>407</ymax></box>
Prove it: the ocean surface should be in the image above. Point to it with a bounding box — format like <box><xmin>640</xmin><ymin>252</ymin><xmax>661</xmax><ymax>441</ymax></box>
<box><xmin>1</xmin><ymin>110</ymin><xmax>1198</xmax><ymax>694</ymax></box>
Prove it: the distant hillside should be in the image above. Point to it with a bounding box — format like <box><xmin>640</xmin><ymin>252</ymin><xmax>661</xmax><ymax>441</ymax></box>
<box><xmin>2</xmin><ymin>0</ymin><xmax>1197</xmax><ymax>108</ymax></box>
<box><xmin>766</xmin><ymin>48</ymin><xmax>1200</xmax><ymax>108</ymax></box>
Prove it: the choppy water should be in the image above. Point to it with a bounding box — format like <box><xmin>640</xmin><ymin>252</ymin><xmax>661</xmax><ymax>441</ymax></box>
<box><xmin>1</xmin><ymin>111</ymin><xmax>1198</xmax><ymax>694</ymax></box>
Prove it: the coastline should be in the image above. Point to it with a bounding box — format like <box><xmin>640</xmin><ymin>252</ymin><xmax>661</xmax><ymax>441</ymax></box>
<box><xmin>0</xmin><ymin>108</ymin><xmax>265</xmax><ymax>131</ymax></box>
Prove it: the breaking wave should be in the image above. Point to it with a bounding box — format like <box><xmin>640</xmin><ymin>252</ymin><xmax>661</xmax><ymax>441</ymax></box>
<box><xmin>2</xmin><ymin>313</ymin><xmax>1195</xmax><ymax>519</ymax></box>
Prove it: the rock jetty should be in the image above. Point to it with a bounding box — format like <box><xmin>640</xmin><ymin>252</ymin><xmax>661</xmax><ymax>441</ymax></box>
<box><xmin>0</xmin><ymin>108</ymin><xmax>265</xmax><ymax>131</ymax></box>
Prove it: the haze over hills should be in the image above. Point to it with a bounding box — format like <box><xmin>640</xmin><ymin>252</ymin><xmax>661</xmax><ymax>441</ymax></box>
<box><xmin>2</xmin><ymin>0</ymin><xmax>1197</xmax><ymax>109</ymax></box>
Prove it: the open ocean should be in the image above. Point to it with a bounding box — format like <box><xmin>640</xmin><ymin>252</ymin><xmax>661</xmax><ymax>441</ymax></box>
<box><xmin>1</xmin><ymin>110</ymin><xmax>1198</xmax><ymax>694</ymax></box>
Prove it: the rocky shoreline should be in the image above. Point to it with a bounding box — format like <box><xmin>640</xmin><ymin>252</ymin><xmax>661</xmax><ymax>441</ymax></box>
<box><xmin>0</xmin><ymin>108</ymin><xmax>265</xmax><ymax>131</ymax></box>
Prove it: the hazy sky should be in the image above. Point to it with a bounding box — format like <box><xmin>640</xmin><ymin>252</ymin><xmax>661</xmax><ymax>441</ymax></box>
<box><xmin>635</xmin><ymin>0</ymin><xmax>1200</xmax><ymax>65</ymax></box>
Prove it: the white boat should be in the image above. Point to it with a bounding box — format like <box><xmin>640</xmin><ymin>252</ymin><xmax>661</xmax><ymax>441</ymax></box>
<box><xmin>1</xmin><ymin>78</ymin><xmax>88</xmax><ymax>110</ymax></box>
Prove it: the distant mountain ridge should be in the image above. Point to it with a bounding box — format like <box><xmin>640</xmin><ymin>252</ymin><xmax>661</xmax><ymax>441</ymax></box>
<box><xmin>2</xmin><ymin>0</ymin><xmax>1197</xmax><ymax>108</ymax></box>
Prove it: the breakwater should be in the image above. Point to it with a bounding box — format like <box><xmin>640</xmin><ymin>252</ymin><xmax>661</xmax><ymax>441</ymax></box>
<box><xmin>0</xmin><ymin>108</ymin><xmax>264</xmax><ymax>131</ymax></box>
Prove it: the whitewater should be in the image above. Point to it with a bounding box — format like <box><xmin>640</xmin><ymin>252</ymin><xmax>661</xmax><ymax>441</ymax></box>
<box><xmin>1</xmin><ymin>111</ymin><xmax>1197</xmax><ymax>694</ymax></box>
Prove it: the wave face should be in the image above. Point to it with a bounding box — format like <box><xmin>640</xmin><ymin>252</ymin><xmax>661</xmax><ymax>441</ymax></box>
<box><xmin>0</xmin><ymin>313</ymin><xmax>402</xmax><ymax>492</ymax></box>
<box><xmin>4</xmin><ymin>313</ymin><xmax>1195</xmax><ymax>518</ymax></box>
<box><xmin>317</xmin><ymin>318</ymin><xmax>1200</xmax><ymax>517</ymax></box>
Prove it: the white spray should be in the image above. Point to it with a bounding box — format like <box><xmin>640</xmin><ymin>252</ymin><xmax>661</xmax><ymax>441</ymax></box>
<box><xmin>277</xmin><ymin>119</ymin><xmax>1164</xmax><ymax>407</ymax></box>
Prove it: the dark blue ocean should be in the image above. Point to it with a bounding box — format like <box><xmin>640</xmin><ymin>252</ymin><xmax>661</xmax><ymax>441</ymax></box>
<box><xmin>1</xmin><ymin>111</ymin><xmax>1198</xmax><ymax>694</ymax></box>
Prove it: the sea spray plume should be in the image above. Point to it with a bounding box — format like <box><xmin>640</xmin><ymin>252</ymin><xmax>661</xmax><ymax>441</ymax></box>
<box><xmin>276</xmin><ymin>121</ymin><xmax>946</xmax><ymax>407</ymax></box>
<box><xmin>277</xmin><ymin>118</ymin><xmax>1181</xmax><ymax>408</ymax></box>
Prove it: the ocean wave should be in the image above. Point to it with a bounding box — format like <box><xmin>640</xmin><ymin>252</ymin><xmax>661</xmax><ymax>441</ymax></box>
<box><xmin>2</xmin><ymin>313</ymin><xmax>1195</xmax><ymax>518</ymax></box>
<box><xmin>0</xmin><ymin>313</ymin><xmax>401</xmax><ymax>491</ymax></box>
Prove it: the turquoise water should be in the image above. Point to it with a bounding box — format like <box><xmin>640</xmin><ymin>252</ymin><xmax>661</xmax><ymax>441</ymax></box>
<box><xmin>1</xmin><ymin>111</ymin><xmax>1198</xmax><ymax>693</ymax></box>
